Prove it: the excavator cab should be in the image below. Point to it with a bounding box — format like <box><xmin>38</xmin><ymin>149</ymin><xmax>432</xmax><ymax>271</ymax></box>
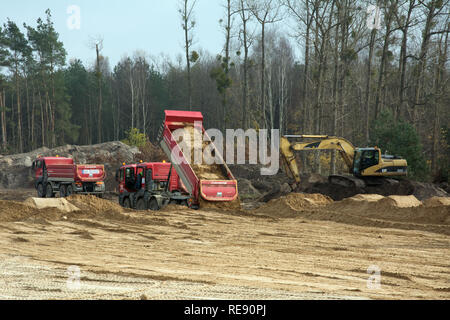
<box><xmin>353</xmin><ymin>148</ymin><xmax>380</xmax><ymax>176</ymax></box>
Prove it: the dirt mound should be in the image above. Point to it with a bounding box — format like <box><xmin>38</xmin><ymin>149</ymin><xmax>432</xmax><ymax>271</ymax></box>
<box><xmin>66</xmin><ymin>195</ymin><xmax>124</xmax><ymax>215</ymax></box>
<box><xmin>329</xmin><ymin>194</ymin><xmax>422</xmax><ymax>211</ymax></box>
<box><xmin>0</xmin><ymin>200</ymin><xmax>39</xmax><ymax>222</ymax></box>
<box><xmin>349</xmin><ymin>194</ymin><xmax>385</xmax><ymax>202</ymax></box>
<box><xmin>160</xmin><ymin>204</ymin><xmax>188</xmax><ymax>212</ymax></box>
<box><xmin>24</xmin><ymin>198</ymin><xmax>80</xmax><ymax>213</ymax></box>
<box><xmin>0</xmin><ymin>199</ymin><xmax>66</xmax><ymax>222</ymax></box>
<box><xmin>298</xmin><ymin>176</ymin><xmax>448</xmax><ymax>201</ymax></box>
<box><xmin>181</xmin><ymin>126</ymin><xmax>228</xmax><ymax>181</ymax></box>
<box><xmin>254</xmin><ymin>193</ymin><xmax>333</xmax><ymax>218</ymax></box>
<box><xmin>377</xmin><ymin>195</ymin><xmax>422</xmax><ymax>209</ymax></box>
<box><xmin>199</xmin><ymin>197</ymin><xmax>242</xmax><ymax>211</ymax></box>
<box><xmin>423</xmin><ymin>197</ymin><xmax>450</xmax><ymax>207</ymax></box>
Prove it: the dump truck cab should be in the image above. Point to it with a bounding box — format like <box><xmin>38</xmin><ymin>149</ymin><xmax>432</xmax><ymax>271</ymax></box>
<box><xmin>116</xmin><ymin>162</ymin><xmax>191</xmax><ymax>211</ymax></box>
<box><xmin>32</xmin><ymin>156</ymin><xmax>106</xmax><ymax>198</ymax></box>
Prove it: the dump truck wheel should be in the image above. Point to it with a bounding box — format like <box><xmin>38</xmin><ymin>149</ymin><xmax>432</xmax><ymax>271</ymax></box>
<box><xmin>46</xmin><ymin>183</ymin><xmax>54</xmax><ymax>198</ymax></box>
<box><xmin>136</xmin><ymin>198</ymin><xmax>147</xmax><ymax>211</ymax></box>
<box><xmin>123</xmin><ymin>197</ymin><xmax>131</xmax><ymax>208</ymax></box>
<box><xmin>59</xmin><ymin>185</ymin><xmax>66</xmax><ymax>198</ymax></box>
<box><xmin>149</xmin><ymin>198</ymin><xmax>160</xmax><ymax>211</ymax></box>
<box><xmin>37</xmin><ymin>183</ymin><xmax>45</xmax><ymax>198</ymax></box>
<box><xmin>66</xmin><ymin>185</ymin><xmax>73</xmax><ymax>197</ymax></box>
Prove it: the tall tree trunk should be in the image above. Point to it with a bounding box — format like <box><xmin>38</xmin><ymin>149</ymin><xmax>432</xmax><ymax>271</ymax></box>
<box><xmin>0</xmin><ymin>89</ymin><xmax>6</xmax><ymax>150</ymax></box>
<box><xmin>15</xmin><ymin>64</ymin><xmax>23</xmax><ymax>153</ymax></box>
<box><xmin>413</xmin><ymin>1</ymin><xmax>437</xmax><ymax>128</ymax></box>
<box><xmin>397</xmin><ymin>0</ymin><xmax>415</xmax><ymax>120</ymax></box>
<box><xmin>303</xmin><ymin>0</ymin><xmax>311</xmax><ymax>133</ymax></box>
<box><xmin>364</xmin><ymin>28</ymin><xmax>376</xmax><ymax>143</ymax></box>
<box><xmin>261</xmin><ymin>21</ymin><xmax>266</xmax><ymax>129</ymax></box>
<box><xmin>431</xmin><ymin>29</ymin><xmax>448</xmax><ymax>175</ymax></box>
<box><xmin>374</xmin><ymin>3</ymin><xmax>394</xmax><ymax>119</ymax></box>
<box><xmin>96</xmin><ymin>43</ymin><xmax>103</xmax><ymax>143</ymax></box>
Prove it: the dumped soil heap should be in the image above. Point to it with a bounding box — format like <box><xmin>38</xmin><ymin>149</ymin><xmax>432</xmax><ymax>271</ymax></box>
<box><xmin>24</xmin><ymin>198</ymin><xmax>80</xmax><ymax>213</ymax></box>
<box><xmin>329</xmin><ymin>194</ymin><xmax>423</xmax><ymax>212</ymax></box>
<box><xmin>252</xmin><ymin>193</ymin><xmax>450</xmax><ymax>234</ymax></box>
<box><xmin>66</xmin><ymin>195</ymin><xmax>124</xmax><ymax>215</ymax></box>
<box><xmin>376</xmin><ymin>195</ymin><xmax>422</xmax><ymax>209</ymax></box>
<box><xmin>179</xmin><ymin>126</ymin><xmax>241</xmax><ymax>210</ymax></box>
<box><xmin>182</xmin><ymin>126</ymin><xmax>228</xmax><ymax>181</ymax></box>
<box><xmin>423</xmin><ymin>197</ymin><xmax>450</xmax><ymax>207</ymax></box>
<box><xmin>0</xmin><ymin>199</ymin><xmax>71</xmax><ymax>222</ymax></box>
<box><xmin>254</xmin><ymin>193</ymin><xmax>333</xmax><ymax>218</ymax></box>
<box><xmin>325</xmin><ymin>194</ymin><xmax>450</xmax><ymax>232</ymax></box>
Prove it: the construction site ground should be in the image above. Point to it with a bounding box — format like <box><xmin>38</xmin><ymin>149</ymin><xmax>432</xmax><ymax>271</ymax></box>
<box><xmin>0</xmin><ymin>189</ymin><xmax>449</xmax><ymax>300</ymax></box>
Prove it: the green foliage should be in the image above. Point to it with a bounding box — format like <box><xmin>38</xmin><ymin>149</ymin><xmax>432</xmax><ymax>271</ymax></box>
<box><xmin>25</xmin><ymin>9</ymin><xmax>66</xmax><ymax>71</ymax></box>
<box><xmin>370</xmin><ymin>110</ymin><xmax>430</xmax><ymax>181</ymax></box>
<box><xmin>122</xmin><ymin>128</ymin><xmax>147</xmax><ymax>148</ymax></box>
<box><xmin>189</xmin><ymin>50</ymin><xmax>199</xmax><ymax>63</ymax></box>
<box><xmin>0</xmin><ymin>26</ymin><xmax>10</xmax><ymax>67</ymax></box>
<box><xmin>210</xmin><ymin>55</ymin><xmax>232</xmax><ymax>96</ymax></box>
<box><xmin>436</xmin><ymin>125</ymin><xmax>450</xmax><ymax>182</ymax></box>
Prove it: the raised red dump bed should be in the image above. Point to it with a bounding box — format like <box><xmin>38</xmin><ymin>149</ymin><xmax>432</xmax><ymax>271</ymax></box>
<box><xmin>159</xmin><ymin>110</ymin><xmax>238</xmax><ymax>204</ymax></box>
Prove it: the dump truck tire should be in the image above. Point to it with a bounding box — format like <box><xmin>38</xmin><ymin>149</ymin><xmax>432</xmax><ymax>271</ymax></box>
<box><xmin>37</xmin><ymin>183</ymin><xmax>45</xmax><ymax>198</ymax></box>
<box><xmin>66</xmin><ymin>185</ymin><xmax>73</xmax><ymax>196</ymax></box>
<box><xmin>46</xmin><ymin>183</ymin><xmax>54</xmax><ymax>198</ymax></box>
<box><xmin>123</xmin><ymin>197</ymin><xmax>131</xmax><ymax>208</ymax></box>
<box><xmin>149</xmin><ymin>197</ymin><xmax>160</xmax><ymax>211</ymax></box>
<box><xmin>59</xmin><ymin>185</ymin><xmax>66</xmax><ymax>198</ymax></box>
<box><xmin>136</xmin><ymin>198</ymin><xmax>147</xmax><ymax>211</ymax></box>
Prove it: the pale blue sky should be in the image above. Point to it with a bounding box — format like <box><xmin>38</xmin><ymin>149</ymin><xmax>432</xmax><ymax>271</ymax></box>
<box><xmin>2</xmin><ymin>0</ymin><xmax>227</xmax><ymax>67</ymax></box>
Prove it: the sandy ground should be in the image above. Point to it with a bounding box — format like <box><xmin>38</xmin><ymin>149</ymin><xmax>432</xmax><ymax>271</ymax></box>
<box><xmin>0</xmin><ymin>191</ymin><xmax>449</xmax><ymax>300</ymax></box>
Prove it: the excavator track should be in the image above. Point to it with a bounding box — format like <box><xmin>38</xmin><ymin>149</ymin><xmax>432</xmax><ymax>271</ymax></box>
<box><xmin>329</xmin><ymin>175</ymin><xmax>366</xmax><ymax>188</ymax></box>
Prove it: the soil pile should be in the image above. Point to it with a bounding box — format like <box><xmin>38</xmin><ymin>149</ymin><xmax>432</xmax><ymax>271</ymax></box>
<box><xmin>300</xmin><ymin>177</ymin><xmax>448</xmax><ymax>201</ymax></box>
<box><xmin>0</xmin><ymin>200</ymin><xmax>40</xmax><ymax>222</ymax></box>
<box><xmin>24</xmin><ymin>198</ymin><xmax>80</xmax><ymax>213</ymax></box>
<box><xmin>66</xmin><ymin>195</ymin><xmax>124</xmax><ymax>215</ymax></box>
<box><xmin>251</xmin><ymin>193</ymin><xmax>449</xmax><ymax>234</ymax></box>
<box><xmin>199</xmin><ymin>197</ymin><xmax>242</xmax><ymax>211</ymax></box>
<box><xmin>181</xmin><ymin>126</ymin><xmax>228</xmax><ymax>181</ymax></box>
<box><xmin>0</xmin><ymin>200</ymin><xmax>65</xmax><ymax>222</ymax></box>
<box><xmin>254</xmin><ymin>193</ymin><xmax>333</xmax><ymax>218</ymax></box>
<box><xmin>376</xmin><ymin>195</ymin><xmax>422</xmax><ymax>209</ymax></box>
<box><xmin>423</xmin><ymin>197</ymin><xmax>450</xmax><ymax>207</ymax></box>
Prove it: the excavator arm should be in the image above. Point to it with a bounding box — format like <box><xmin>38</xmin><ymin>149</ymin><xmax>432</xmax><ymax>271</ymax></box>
<box><xmin>280</xmin><ymin>135</ymin><xmax>356</xmax><ymax>184</ymax></box>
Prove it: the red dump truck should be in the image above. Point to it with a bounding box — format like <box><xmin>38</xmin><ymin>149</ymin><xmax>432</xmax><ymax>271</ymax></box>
<box><xmin>158</xmin><ymin>110</ymin><xmax>238</xmax><ymax>208</ymax></box>
<box><xmin>116</xmin><ymin>161</ymin><xmax>191</xmax><ymax>210</ymax></box>
<box><xmin>32</xmin><ymin>157</ymin><xmax>106</xmax><ymax>198</ymax></box>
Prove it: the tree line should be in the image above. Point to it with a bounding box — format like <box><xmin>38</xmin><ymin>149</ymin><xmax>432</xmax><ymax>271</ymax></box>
<box><xmin>0</xmin><ymin>1</ymin><xmax>449</xmax><ymax>181</ymax></box>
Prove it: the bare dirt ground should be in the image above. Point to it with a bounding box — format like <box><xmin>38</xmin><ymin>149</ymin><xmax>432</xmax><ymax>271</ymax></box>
<box><xmin>0</xmin><ymin>191</ymin><xmax>449</xmax><ymax>300</ymax></box>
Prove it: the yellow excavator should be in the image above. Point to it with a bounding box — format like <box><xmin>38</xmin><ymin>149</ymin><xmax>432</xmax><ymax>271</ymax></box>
<box><xmin>280</xmin><ymin>135</ymin><xmax>408</xmax><ymax>188</ymax></box>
